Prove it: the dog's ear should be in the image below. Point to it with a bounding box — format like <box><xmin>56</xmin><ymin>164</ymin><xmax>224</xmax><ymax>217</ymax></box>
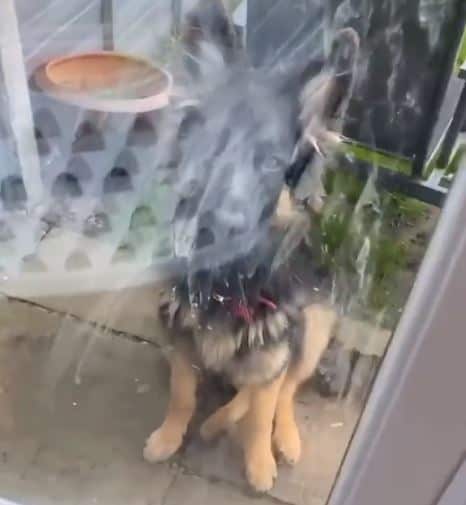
<box><xmin>181</xmin><ymin>0</ymin><xmax>242</xmax><ymax>78</ymax></box>
<box><xmin>300</xmin><ymin>72</ymin><xmax>344</xmax><ymax>157</ymax></box>
<box><xmin>329</xmin><ymin>28</ymin><xmax>360</xmax><ymax>79</ymax></box>
<box><xmin>300</xmin><ymin>28</ymin><xmax>360</xmax><ymax>157</ymax></box>
<box><xmin>286</xmin><ymin>29</ymin><xmax>359</xmax><ymax>189</ymax></box>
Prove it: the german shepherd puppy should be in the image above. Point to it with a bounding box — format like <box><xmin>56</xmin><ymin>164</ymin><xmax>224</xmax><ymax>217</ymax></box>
<box><xmin>144</xmin><ymin>0</ymin><xmax>358</xmax><ymax>492</ymax></box>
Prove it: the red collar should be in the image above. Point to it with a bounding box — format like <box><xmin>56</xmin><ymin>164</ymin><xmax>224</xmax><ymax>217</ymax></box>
<box><xmin>214</xmin><ymin>293</ymin><xmax>277</xmax><ymax>325</ymax></box>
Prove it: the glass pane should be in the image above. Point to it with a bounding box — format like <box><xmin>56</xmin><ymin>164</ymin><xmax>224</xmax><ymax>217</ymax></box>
<box><xmin>0</xmin><ymin>2</ymin><xmax>463</xmax><ymax>505</ymax></box>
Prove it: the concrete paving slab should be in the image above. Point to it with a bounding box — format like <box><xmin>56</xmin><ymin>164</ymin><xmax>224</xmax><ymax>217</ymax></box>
<box><xmin>0</xmin><ymin>299</ymin><xmax>360</xmax><ymax>505</ymax></box>
<box><xmin>164</xmin><ymin>473</ymin><xmax>277</xmax><ymax>505</ymax></box>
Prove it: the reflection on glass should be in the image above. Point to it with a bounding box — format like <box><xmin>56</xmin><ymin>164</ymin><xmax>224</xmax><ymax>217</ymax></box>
<box><xmin>0</xmin><ymin>1</ymin><xmax>462</xmax><ymax>505</ymax></box>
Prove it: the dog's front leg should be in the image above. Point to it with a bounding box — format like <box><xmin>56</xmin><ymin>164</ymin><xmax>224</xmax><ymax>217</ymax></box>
<box><xmin>240</xmin><ymin>372</ymin><xmax>285</xmax><ymax>492</ymax></box>
<box><xmin>144</xmin><ymin>347</ymin><xmax>199</xmax><ymax>462</ymax></box>
<box><xmin>200</xmin><ymin>387</ymin><xmax>252</xmax><ymax>441</ymax></box>
<box><xmin>273</xmin><ymin>304</ymin><xmax>337</xmax><ymax>465</ymax></box>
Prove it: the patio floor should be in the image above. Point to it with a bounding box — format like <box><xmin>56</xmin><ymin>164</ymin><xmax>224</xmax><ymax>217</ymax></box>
<box><xmin>0</xmin><ymin>296</ymin><xmax>359</xmax><ymax>505</ymax></box>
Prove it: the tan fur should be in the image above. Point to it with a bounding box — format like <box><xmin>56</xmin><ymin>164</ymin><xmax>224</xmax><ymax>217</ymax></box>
<box><xmin>275</xmin><ymin>189</ymin><xmax>297</xmax><ymax>227</ymax></box>
<box><xmin>144</xmin><ymin>347</ymin><xmax>199</xmax><ymax>462</ymax></box>
<box><xmin>147</xmin><ymin>190</ymin><xmax>338</xmax><ymax>489</ymax></box>
<box><xmin>290</xmin><ymin>304</ymin><xmax>338</xmax><ymax>383</ymax></box>
<box><xmin>199</xmin><ymin>304</ymin><xmax>336</xmax><ymax>467</ymax></box>
<box><xmin>240</xmin><ymin>371</ymin><xmax>285</xmax><ymax>492</ymax></box>
<box><xmin>195</xmin><ymin>329</ymin><xmax>237</xmax><ymax>373</ymax></box>
<box><xmin>273</xmin><ymin>304</ymin><xmax>337</xmax><ymax>464</ymax></box>
<box><xmin>146</xmin><ymin>303</ymin><xmax>337</xmax><ymax>491</ymax></box>
<box><xmin>147</xmin><ymin>150</ymin><xmax>338</xmax><ymax>490</ymax></box>
<box><xmin>300</xmin><ymin>73</ymin><xmax>344</xmax><ymax>156</ymax></box>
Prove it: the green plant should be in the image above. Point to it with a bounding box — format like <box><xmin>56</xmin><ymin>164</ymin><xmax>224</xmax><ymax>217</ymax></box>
<box><xmin>318</xmin><ymin>210</ymin><xmax>351</xmax><ymax>265</ymax></box>
<box><xmin>311</xmin><ymin>168</ymin><xmax>428</xmax><ymax>319</ymax></box>
<box><xmin>368</xmin><ymin>237</ymin><xmax>408</xmax><ymax>310</ymax></box>
<box><xmin>446</xmin><ymin>144</ymin><xmax>466</xmax><ymax>175</ymax></box>
<box><xmin>313</xmin><ymin>169</ymin><xmax>362</xmax><ymax>269</ymax></box>
<box><xmin>383</xmin><ymin>192</ymin><xmax>427</xmax><ymax>226</ymax></box>
<box><xmin>455</xmin><ymin>28</ymin><xmax>466</xmax><ymax>72</ymax></box>
<box><xmin>323</xmin><ymin>169</ymin><xmax>365</xmax><ymax>205</ymax></box>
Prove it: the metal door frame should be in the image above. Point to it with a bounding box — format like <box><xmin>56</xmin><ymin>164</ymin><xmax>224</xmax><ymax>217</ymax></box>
<box><xmin>329</xmin><ymin>155</ymin><xmax>466</xmax><ymax>505</ymax></box>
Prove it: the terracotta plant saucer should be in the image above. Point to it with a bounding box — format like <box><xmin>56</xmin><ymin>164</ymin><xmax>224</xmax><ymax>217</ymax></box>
<box><xmin>33</xmin><ymin>51</ymin><xmax>172</xmax><ymax>113</ymax></box>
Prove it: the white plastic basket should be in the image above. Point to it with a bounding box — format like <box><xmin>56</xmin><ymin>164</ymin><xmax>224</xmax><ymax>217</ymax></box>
<box><xmin>0</xmin><ymin>0</ymin><xmax>182</xmax><ymax>297</ymax></box>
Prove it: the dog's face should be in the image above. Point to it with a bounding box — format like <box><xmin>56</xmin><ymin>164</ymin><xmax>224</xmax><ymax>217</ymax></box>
<box><xmin>182</xmin><ymin>0</ymin><xmax>239</xmax><ymax>67</ymax></box>
<box><xmin>169</xmin><ymin>71</ymin><xmax>298</xmax><ymax>297</ymax></box>
<box><xmin>164</xmin><ymin>2</ymin><xmax>359</xmax><ymax>311</ymax></box>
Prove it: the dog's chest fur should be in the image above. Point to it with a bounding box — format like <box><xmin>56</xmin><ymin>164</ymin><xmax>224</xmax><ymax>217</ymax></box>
<box><xmin>159</xmin><ymin>284</ymin><xmax>305</xmax><ymax>387</ymax></box>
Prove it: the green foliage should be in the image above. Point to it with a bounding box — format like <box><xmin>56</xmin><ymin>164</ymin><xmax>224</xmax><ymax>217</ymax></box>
<box><xmin>383</xmin><ymin>192</ymin><xmax>427</xmax><ymax>225</ymax></box>
<box><xmin>368</xmin><ymin>237</ymin><xmax>408</xmax><ymax>310</ymax></box>
<box><xmin>323</xmin><ymin>169</ymin><xmax>365</xmax><ymax>205</ymax></box>
<box><xmin>314</xmin><ymin>169</ymin><xmax>360</xmax><ymax>268</ymax></box>
<box><xmin>455</xmin><ymin>28</ymin><xmax>466</xmax><ymax>72</ymax></box>
<box><xmin>446</xmin><ymin>145</ymin><xmax>466</xmax><ymax>175</ymax></box>
<box><xmin>318</xmin><ymin>210</ymin><xmax>351</xmax><ymax>266</ymax></box>
<box><xmin>372</xmin><ymin>238</ymin><xmax>407</xmax><ymax>279</ymax></box>
<box><xmin>313</xmin><ymin>170</ymin><xmax>425</xmax><ymax>317</ymax></box>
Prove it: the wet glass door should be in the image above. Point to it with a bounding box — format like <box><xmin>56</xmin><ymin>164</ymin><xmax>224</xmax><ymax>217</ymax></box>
<box><xmin>0</xmin><ymin>1</ymin><xmax>465</xmax><ymax>505</ymax></box>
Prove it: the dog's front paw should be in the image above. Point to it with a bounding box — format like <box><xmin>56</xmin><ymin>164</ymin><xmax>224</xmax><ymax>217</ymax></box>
<box><xmin>245</xmin><ymin>448</ymin><xmax>277</xmax><ymax>493</ymax></box>
<box><xmin>143</xmin><ymin>428</ymin><xmax>183</xmax><ymax>463</ymax></box>
<box><xmin>273</xmin><ymin>422</ymin><xmax>302</xmax><ymax>466</ymax></box>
